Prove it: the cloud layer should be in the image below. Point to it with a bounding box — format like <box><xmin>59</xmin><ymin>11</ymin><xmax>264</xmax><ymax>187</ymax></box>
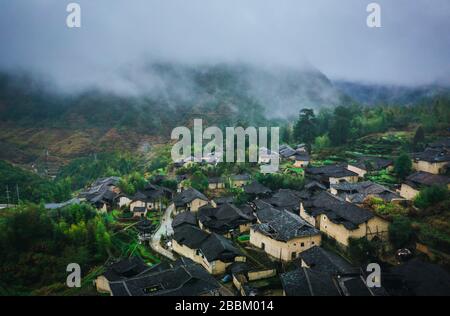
<box><xmin>1</xmin><ymin>0</ymin><xmax>449</xmax><ymax>91</ymax></box>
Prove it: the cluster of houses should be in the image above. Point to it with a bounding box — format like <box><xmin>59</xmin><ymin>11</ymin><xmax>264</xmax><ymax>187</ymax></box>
<box><xmin>74</xmin><ymin>177</ymin><xmax>173</xmax><ymax>219</ymax></box>
<box><xmin>88</xmin><ymin>138</ymin><xmax>450</xmax><ymax>296</ymax></box>
<box><xmin>400</xmin><ymin>138</ymin><xmax>450</xmax><ymax>199</ymax></box>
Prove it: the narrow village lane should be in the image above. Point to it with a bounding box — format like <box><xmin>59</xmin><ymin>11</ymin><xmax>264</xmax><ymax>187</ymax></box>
<box><xmin>149</xmin><ymin>203</ymin><xmax>176</xmax><ymax>261</ymax></box>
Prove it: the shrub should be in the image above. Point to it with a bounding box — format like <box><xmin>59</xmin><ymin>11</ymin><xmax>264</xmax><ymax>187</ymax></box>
<box><xmin>414</xmin><ymin>185</ymin><xmax>449</xmax><ymax>209</ymax></box>
<box><xmin>389</xmin><ymin>216</ymin><xmax>414</xmax><ymax>249</ymax></box>
<box><xmin>394</xmin><ymin>153</ymin><xmax>412</xmax><ymax>179</ymax></box>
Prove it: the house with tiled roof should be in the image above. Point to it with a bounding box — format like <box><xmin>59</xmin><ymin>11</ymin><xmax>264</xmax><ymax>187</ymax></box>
<box><xmin>306</xmin><ymin>164</ymin><xmax>359</xmax><ymax>187</ymax></box>
<box><xmin>198</xmin><ymin>203</ymin><xmax>255</xmax><ymax>236</ymax></box>
<box><xmin>129</xmin><ymin>184</ymin><xmax>173</xmax><ymax>213</ymax></box>
<box><xmin>279</xmin><ymin>144</ymin><xmax>297</xmax><ymax>159</ymax></box>
<box><xmin>96</xmin><ymin>257</ymin><xmax>222</xmax><ymax>296</ymax></box>
<box><xmin>292</xmin><ymin>152</ymin><xmax>311</xmax><ymax>168</ymax></box>
<box><xmin>399</xmin><ymin>171</ymin><xmax>450</xmax><ymax>200</ymax></box>
<box><xmin>95</xmin><ymin>256</ymin><xmax>155</xmax><ymax>294</ymax></box>
<box><xmin>411</xmin><ymin>146</ymin><xmax>450</xmax><ymax>175</ymax></box>
<box><xmin>243</xmin><ymin>181</ymin><xmax>272</xmax><ymax>198</ymax></box>
<box><xmin>172</xmin><ymin>225</ymin><xmax>246</xmax><ymax>275</ymax></box>
<box><xmin>384</xmin><ymin>258</ymin><xmax>450</xmax><ymax>296</ymax></box>
<box><xmin>173</xmin><ymin>188</ymin><xmax>209</xmax><ymax>214</ymax></box>
<box><xmin>279</xmin><ymin>144</ymin><xmax>311</xmax><ymax>168</ymax></box>
<box><xmin>172</xmin><ymin>211</ymin><xmax>198</xmax><ymax>229</ymax></box>
<box><xmin>230</xmin><ymin>174</ymin><xmax>251</xmax><ymax>188</ymax></box>
<box><xmin>347</xmin><ymin>156</ymin><xmax>394</xmax><ymax>178</ymax></box>
<box><xmin>281</xmin><ymin>246</ymin><xmax>385</xmax><ymax>296</ymax></box>
<box><xmin>330</xmin><ymin>181</ymin><xmax>404</xmax><ymax>204</ymax></box>
<box><xmin>79</xmin><ymin>177</ymin><xmax>121</xmax><ymax>212</ymax></box>
<box><xmin>250</xmin><ymin>206</ymin><xmax>321</xmax><ymax>261</ymax></box>
<box><xmin>300</xmin><ymin>191</ymin><xmax>389</xmax><ymax>247</ymax></box>
<box><xmin>208</xmin><ymin>177</ymin><xmax>226</xmax><ymax>190</ymax></box>
<box><xmin>211</xmin><ymin>196</ymin><xmax>235</xmax><ymax>207</ymax></box>
<box><xmin>259</xmin><ymin>189</ymin><xmax>304</xmax><ymax>213</ymax></box>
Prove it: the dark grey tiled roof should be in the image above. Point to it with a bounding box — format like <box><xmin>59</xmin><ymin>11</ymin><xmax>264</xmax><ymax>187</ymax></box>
<box><xmin>387</xmin><ymin>258</ymin><xmax>450</xmax><ymax>296</ymax></box>
<box><xmin>331</xmin><ymin>181</ymin><xmax>401</xmax><ymax>202</ymax></box>
<box><xmin>279</xmin><ymin>145</ymin><xmax>297</xmax><ymax>158</ymax></box>
<box><xmin>172</xmin><ymin>211</ymin><xmax>198</xmax><ymax>228</ymax></box>
<box><xmin>306</xmin><ymin>164</ymin><xmax>358</xmax><ymax>178</ymax></box>
<box><xmin>412</xmin><ymin>147</ymin><xmax>450</xmax><ymax>163</ymax></box>
<box><xmin>280</xmin><ymin>268</ymin><xmax>341</xmax><ymax>296</ymax></box>
<box><xmin>173</xmin><ymin>225</ymin><xmax>209</xmax><ymax>249</ymax></box>
<box><xmin>200</xmin><ymin>233</ymin><xmax>243</xmax><ymax>262</ymax></box>
<box><xmin>254</xmin><ymin>207</ymin><xmax>320</xmax><ymax>242</ymax></box>
<box><xmin>405</xmin><ymin>171</ymin><xmax>450</xmax><ymax>189</ymax></box>
<box><xmin>304</xmin><ymin>181</ymin><xmax>327</xmax><ymax>191</ymax></box>
<box><xmin>80</xmin><ymin>177</ymin><xmax>120</xmax><ymax>204</ymax></box>
<box><xmin>261</xmin><ymin>189</ymin><xmax>303</xmax><ymax>212</ymax></box>
<box><xmin>339</xmin><ymin>277</ymin><xmax>372</xmax><ymax>296</ymax></box>
<box><xmin>173</xmin><ymin>188</ymin><xmax>208</xmax><ymax>207</ymax></box>
<box><xmin>303</xmin><ymin>192</ymin><xmax>374</xmax><ymax>230</ymax></box>
<box><xmin>173</xmin><ymin>225</ymin><xmax>242</xmax><ymax>262</ymax></box>
<box><xmin>253</xmin><ymin>199</ymin><xmax>274</xmax><ymax>210</ymax></box>
<box><xmin>104</xmin><ymin>257</ymin><xmax>153</xmax><ymax>282</ymax></box>
<box><xmin>198</xmin><ymin>203</ymin><xmax>255</xmax><ymax>235</ymax></box>
<box><xmin>429</xmin><ymin>137</ymin><xmax>450</xmax><ymax>149</ymax></box>
<box><xmin>293</xmin><ymin>152</ymin><xmax>311</xmax><ymax>161</ymax></box>
<box><xmin>132</xmin><ymin>184</ymin><xmax>172</xmax><ymax>202</ymax></box>
<box><xmin>109</xmin><ymin>258</ymin><xmax>220</xmax><ymax>296</ymax></box>
<box><xmin>208</xmin><ymin>177</ymin><xmax>225</xmax><ymax>184</ymax></box>
<box><xmin>349</xmin><ymin>157</ymin><xmax>393</xmax><ymax>171</ymax></box>
<box><xmin>231</xmin><ymin>174</ymin><xmax>251</xmax><ymax>181</ymax></box>
<box><xmin>298</xmin><ymin>246</ymin><xmax>356</xmax><ymax>275</ymax></box>
<box><xmin>243</xmin><ymin>181</ymin><xmax>272</xmax><ymax>195</ymax></box>
<box><xmin>213</xmin><ymin>196</ymin><xmax>235</xmax><ymax>205</ymax></box>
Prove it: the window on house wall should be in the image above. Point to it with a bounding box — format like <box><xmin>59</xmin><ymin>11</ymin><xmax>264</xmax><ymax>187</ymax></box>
<box><xmin>301</xmin><ymin>242</ymin><xmax>305</xmax><ymax>247</ymax></box>
<box><xmin>291</xmin><ymin>252</ymin><xmax>297</xmax><ymax>260</ymax></box>
<box><xmin>261</xmin><ymin>242</ymin><xmax>265</xmax><ymax>250</ymax></box>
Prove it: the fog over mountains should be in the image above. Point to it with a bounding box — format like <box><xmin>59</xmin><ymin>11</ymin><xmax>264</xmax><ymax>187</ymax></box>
<box><xmin>1</xmin><ymin>0</ymin><xmax>450</xmax><ymax>88</ymax></box>
<box><xmin>0</xmin><ymin>0</ymin><xmax>449</xmax><ymax>123</ymax></box>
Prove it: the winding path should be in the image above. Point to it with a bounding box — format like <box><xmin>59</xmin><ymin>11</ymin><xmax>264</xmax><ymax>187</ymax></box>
<box><xmin>149</xmin><ymin>204</ymin><xmax>176</xmax><ymax>261</ymax></box>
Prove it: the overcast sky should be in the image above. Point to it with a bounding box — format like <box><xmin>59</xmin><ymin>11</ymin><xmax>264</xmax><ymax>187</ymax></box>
<box><xmin>1</xmin><ymin>0</ymin><xmax>449</xmax><ymax>90</ymax></box>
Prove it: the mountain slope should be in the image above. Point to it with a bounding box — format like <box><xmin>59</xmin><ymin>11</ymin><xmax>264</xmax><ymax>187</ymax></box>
<box><xmin>334</xmin><ymin>80</ymin><xmax>450</xmax><ymax>106</ymax></box>
<box><xmin>0</xmin><ymin>62</ymin><xmax>347</xmax><ymax>166</ymax></box>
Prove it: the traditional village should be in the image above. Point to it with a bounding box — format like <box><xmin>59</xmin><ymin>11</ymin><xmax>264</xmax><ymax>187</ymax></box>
<box><xmin>1</xmin><ymin>1</ymin><xmax>450</xmax><ymax>300</ymax></box>
<box><xmin>35</xmin><ymin>136</ymin><xmax>450</xmax><ymax>296</ymax></box>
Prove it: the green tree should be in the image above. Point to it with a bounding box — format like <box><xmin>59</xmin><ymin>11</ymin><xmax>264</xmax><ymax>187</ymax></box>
<box><xmin>329</xmin><ymin>106</ymin><xmax>352</xmax><ymax>146</ymax></box>
<box><xmin>281</xmin><ymin>124</ymin><xmax>293</xmax><ymax>144</ymax></box>
<box><xmin>191</xmin><ymin>171</ymin><xmax>208</xmax><ymax>192</ymax></box>
<box><xmin>414</xmin><ymin>185</ymin><xmax>449</xmax><ymax>209</ymax></box>
<box><xmin>347</xmin><ymin>237</ymin><xmax>378</xmax><ymax>264</ymax></box>
<box><xmin>412</xmin><ymin>126</ymin><xmax>425</xmax><ymax>150</ymax></box>
<box><xmin>394</xmin><ymin>153</ymin><xmax>412</xmax><ymax>179</ymax></box>
<box><xmin>293</xmin><ymin>109</ymin><xmax>317</xmax><ymax>149</ymax></box>
<box><xmin>389</xmin><ymin>216</ymin><xmax>414</xmax><ymax>249</ymax></box>
<box><xmin>314</xmin><ymin>134</ymin><xmax>331</xmax><ymax>150</ymax></box>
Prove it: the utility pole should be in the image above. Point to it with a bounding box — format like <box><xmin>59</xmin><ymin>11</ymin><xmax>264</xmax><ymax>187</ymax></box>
<box><xmin>16</xmin><ymin>184</ymin><xmax>20</xmax><ymax>204</ymax></box>
<box><xmin>6</xmin><ymin>186</ymin><xmax>10</xmax><ymax>207</ymax></box>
